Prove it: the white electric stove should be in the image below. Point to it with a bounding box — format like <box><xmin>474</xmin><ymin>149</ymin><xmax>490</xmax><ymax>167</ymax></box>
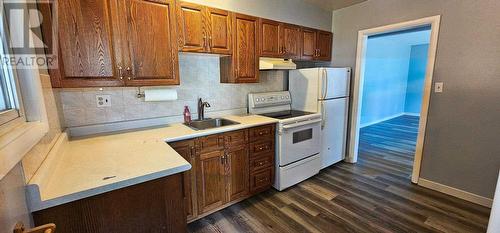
<box><xmin>248</xmin><ymin>91</ymin><xmax>322</xmax><ymax>191</ymax></box>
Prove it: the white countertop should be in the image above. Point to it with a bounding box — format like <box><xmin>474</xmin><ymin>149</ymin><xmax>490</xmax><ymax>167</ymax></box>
<box><xmin>26</xmin><ymin>115</ymin><xmax>278</xmax><ymax>212</ymax></box>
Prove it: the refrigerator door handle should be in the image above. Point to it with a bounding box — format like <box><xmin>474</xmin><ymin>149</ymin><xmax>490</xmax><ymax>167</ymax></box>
<box><xmin>323</xmin><ymin>69</ymin><xmax>329</xmax><ymax>99</ymax></box>
<box><xmin>321</xmin><ymin>101</ymin><xmax>326</xmax><ymax>129</ymax></box>
<box><xmin>321</xmin><ymin>69</ymin><xmax>328</xmax><ymax>100</ymax></box>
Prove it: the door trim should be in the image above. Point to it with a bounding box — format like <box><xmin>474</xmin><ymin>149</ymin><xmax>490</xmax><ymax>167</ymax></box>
<box><xmin>347</xmin><ymin>15</ymin><xmax>441</xmax><ymax>184</ymax></box>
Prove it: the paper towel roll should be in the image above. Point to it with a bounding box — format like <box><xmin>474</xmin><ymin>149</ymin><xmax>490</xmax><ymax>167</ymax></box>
<box><xmin>144</xmin><ymin>89</ymin><xmax>178</xmax><ymax>102</ymax></box>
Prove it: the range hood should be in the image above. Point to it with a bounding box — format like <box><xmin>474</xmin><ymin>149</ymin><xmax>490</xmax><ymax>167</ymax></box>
<box><xmin>259</xmin><ymin>57</ymin><xmax>297</xmax><ymax>70</ymax></box>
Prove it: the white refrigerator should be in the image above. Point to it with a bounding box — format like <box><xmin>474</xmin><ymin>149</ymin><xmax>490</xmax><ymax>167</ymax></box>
<box><xmin>289</xmin><ymin>67</ymin><xmax>351</xmax><ymax>169</ymax></box>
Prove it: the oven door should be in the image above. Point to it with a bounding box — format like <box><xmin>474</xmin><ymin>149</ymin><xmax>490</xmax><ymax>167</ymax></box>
<box><xmin>278</xmin><ymin>118</ymin><xmax>322</xmax><ymax>166</ymax></box>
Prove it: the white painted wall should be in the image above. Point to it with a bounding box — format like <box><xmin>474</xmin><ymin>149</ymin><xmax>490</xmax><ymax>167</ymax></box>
<box><xmin>182</xmin><ymin>0</ymin><xmax>332</xmax><ymax>31</ymax></box>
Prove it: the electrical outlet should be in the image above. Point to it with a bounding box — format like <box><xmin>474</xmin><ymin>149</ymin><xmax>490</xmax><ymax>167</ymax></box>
<box><xmin>96</xmin><ymin>94</ymin><xmax>111</xmax><ymax>107</ymax></box>
<box><xmin>434</xmin><ymin>82</ymin><xmax>444</xmax><ymax>93</ymax></box>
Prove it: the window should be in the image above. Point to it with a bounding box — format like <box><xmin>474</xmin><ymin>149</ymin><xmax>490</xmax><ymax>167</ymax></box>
<box><xmin>0</xmin><ymin>21</ymin><xmax>21</xmax><ymax>125</ymax></box>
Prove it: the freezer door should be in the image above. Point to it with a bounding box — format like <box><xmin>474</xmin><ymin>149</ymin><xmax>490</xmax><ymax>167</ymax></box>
<box><xmin>320</xmin><ymin>68</ymin><xmax>351</xmax><ymax>99</ymax></box>
<box><xmin>289</xmin><ymin>68</ymin><xmax>321</xmax><ymax>112</ymax></box>
<box><xmin>320</xmin><ymin>98</ymin><xmax>349</xmax><ymax>169</ymax></box>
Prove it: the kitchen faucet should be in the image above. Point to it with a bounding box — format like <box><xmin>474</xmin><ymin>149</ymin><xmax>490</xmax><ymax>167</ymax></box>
<box><xmin>197</xmin><ymin>98</ymin><xmax>211</xmax><ymax>120</ymax></box>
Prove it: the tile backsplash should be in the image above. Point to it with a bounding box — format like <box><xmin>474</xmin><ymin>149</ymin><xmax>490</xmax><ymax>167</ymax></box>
<box><xmin>60</xmin><ymin>53</ymin><xmax>287</xmax><ymax>128</ymax></box>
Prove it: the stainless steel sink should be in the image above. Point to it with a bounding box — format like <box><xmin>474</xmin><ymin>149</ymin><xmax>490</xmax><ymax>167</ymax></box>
<box><xmin>184</xmin><ymin>118</ymin><xmax>240</xmax><ymax>131</ymax></box>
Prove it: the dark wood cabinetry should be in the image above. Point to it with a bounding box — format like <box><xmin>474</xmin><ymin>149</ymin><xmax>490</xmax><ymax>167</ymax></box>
<box><xmin>51</xmin><ymin>0</ymin><xmax>121</xmax><ymax>87</ymax></box>
<box><xmin>300</xmin><ymin>27</ymin><xmax>333</xmax><ymax>61</ymax></box>
<box><xmin>196</xmin><ymin>149</ymin><xmax>226</xmax><ymax>213</ymax></box>
<box><xmin>33</xmin><ymin>174</ymin><xmax>186</xmax><ymax>233</ymax></box>
<box><xmin>176</xmin><ymin>2</ymin><xmax>232</xmax><ymax>54</ymax></box>
<box><xmin>281</xmin><ymin>24</ymin><xmax>301</xmax><ymax>59</ymax></box>
<box><xmin>316</xmin><ymin>30</ymin><xmax>333</xmax><ymax>61</ymax></box>
<box><xmin>169</xmin><ymin>124</ymin><xmax>275</xmax><ymax>222</ymax></box>
<box><xmin>46</xmin><ymin>0</ymin><xmax>333</xmax><ymax>87</ymax></box>
<box><xmin>259</xmin><ymin>19</ymin><xmax>301</xmax><ymax>59</ymax></box>
<box><xmin>222</xmin><ymin>13</ymin><xmax>260</xmax><ymax>83</ymax></box>
<box><xmin>46</xmin><ymin>0</ymin><xmax>179</xmax><ymax>87</ymax></box>
<box><xmin>300</xmin><ymin>27</ymin><xmax>317</xmax><ymax>61</ymax></box>
<box><xmin>226</xmin><ymin>144</ymin><xmax>250</xmax><ymax>201</ymax></box>
<box><xmin>170</xmin><ymin>139</ymin><xmax>197</xmax><ymax>221</ymax></box>
<box><xmin>125</xmin><ymin>0</ymin><xmax>179</xmax><ymax>86</ymax></box>
<box><xmin>260</xmin><ymin>19</ymin><xmax>282</xmax><ymax>58</ymax></box>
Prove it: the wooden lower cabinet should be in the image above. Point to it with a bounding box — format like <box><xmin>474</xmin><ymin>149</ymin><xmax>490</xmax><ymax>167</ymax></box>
<box><xmin>170</xmin><ymin>140</ymin><xmax>197</xmax><ymax>221</ymax></box>
<box><xmin>170</xmin><ymin>124</ymin><xmax>275</xmax><ymax>222</ymax></box>
<box><xmin>196</xmin><ymin>149</ymin><xmax>226</xmax><ymax>214</ymax></box>
<box><xmin>32</xmin><ymin>174</ymin><xmax>186</xmax><ymax>233</ymax></box>
<box><xmin>227</xmin><ymin>145</ymin><xmax>250</xmax><ymax>201</ymax></box>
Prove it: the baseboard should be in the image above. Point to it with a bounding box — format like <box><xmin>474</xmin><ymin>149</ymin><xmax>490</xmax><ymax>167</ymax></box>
<box><xmin>360</xmin><ymin>113</ymin><xmax>405</xmax><ymax>128</ymax></box>
<box><xmin>403</xmin><ymin>112</ymin><xmax>421</xmax><ymax>117</ymax></box>
<box><xmin>418</xmin><ymin>178</ymin><xmax>493</xmax><ymax>208</ymax></box>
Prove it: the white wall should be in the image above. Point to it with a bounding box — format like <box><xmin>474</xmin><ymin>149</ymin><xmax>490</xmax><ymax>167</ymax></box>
<box><xmin>183</xmin><ymin>0</ymin><xmax>332</xmax><ymax>31</ymax></box>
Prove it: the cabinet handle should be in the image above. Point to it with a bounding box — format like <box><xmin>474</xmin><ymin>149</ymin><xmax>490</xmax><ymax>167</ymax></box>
<box><xmin>117</xmin><ymin>65</ymin><xmax>123</xmax><ymax>80</ymax></box>
<box><xmin>126</xmin><ymin>66</ymin><xmax>132</xmax><ymax>80</ymax></box>
<box><xmin>208</xmin><ymin>36</ymin><xmax>212</xmax><ymax>50</ymax></box>
<box><xmin>203</xmin><ymin>35</ymin><xmax>207</xmax><ymax>50</ymax></box>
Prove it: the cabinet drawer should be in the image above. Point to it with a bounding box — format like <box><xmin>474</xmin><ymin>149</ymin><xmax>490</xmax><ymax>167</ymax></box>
<box><xmin>249</xmin><ymin>141</ymin><xmax>274</xmax><ymax>156</ymax></box>
<box><xmin>250</xmin><ymin>167</ymin><xmax>273</xmax><ymax>193</ymax></box>
<box><xmin>249</xmin><ymin>124</ymin><xmax>275</xmax><ymax>142</ymax></box>
<box><xmin>250</xmin><ymin>153</ymin><xmax>274</xmax><ymax>173</ymax></box>
<box><xmin>198</xmin><ymin>134</ymin><xmax>224</xmax><ymax>153</ymax></box>
<box><xmin>225</xmin><ymin>129</ymin><xmax>248</xmax><ymax>147</ymax></box>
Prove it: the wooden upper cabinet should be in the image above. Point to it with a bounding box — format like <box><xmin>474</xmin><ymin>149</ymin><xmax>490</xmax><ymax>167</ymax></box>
<box><xmin>206</xmin><ymin>7</ymin><xmax>232</xmax><ymax>54</ymax></box>
<box><xmin>50</xmin><ymin>0</ymin><xmax>179</xmax><ymax>87</ymax></box>
<box><xmin>300</xmin><ymin>27</ymin><xmax>333</xmax><ymax>61</ymax></box>
<box><xmin>300</xmin><ymin>27</ymin><xmax>317</xmax><ymax>61</ymax></box>
<box><xmin>316</xmin><ymin>30</ymin><xmax>333</xmax><ymax>61</ymax></box>
<box><xmin>124</xmin><ymin>0</ymin><xmax>179</xmax><ymax>86</ymax></box>
<box><xmin>227</xmin><ymin>13</ymin><xmax>259</xmax><ymax>83</ymax></box>
<box><xmin>54</xmin><ymin>0</ymin><xmax>122</xmax><ymax>87</ymax></box>
<box><xmin>176</xmin><ymin>2</ymin><xmax>232</xmax><ymax>54</ymax></box>
<box><xmin>176</xmin><ymin>2</ymin><xmax>206</xmax><ymax>52</ymax></box>
<box><xmin>259</xmin><ymin>19</ymin><xmax>282</xmax><ymax>58</ymax></box>
<box><xmin>281</xmin><ymin>24</ymin><xmax>301</xmax><ymax>59</ymax></box>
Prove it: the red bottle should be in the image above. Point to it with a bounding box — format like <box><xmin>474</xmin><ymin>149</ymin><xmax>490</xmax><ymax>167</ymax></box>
<box><xmin>183</xmin><ymin>106</ymin><xmax>192</xmax><ymax>124</ymax></box>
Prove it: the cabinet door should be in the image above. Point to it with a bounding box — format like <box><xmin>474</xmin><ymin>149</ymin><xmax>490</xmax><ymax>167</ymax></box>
<box><xmin>259</xmin><ymin>19</ymin><xmax>282</xmax><ymax>58</ymax></box>
<box><xmin>170</xmin><ymin>140</ymin><xmax>197</xmax><ymax>221</ymax></box>
<box><xmin>206</xmin><ymin>8</ymin><xmax>232</xmax><ymax>54</ymax></box>
<box><xmin>231</xmin><ymin>13</ymin><xmax>259</xmax><ymax>83</ymax></box>
<box><xmin>55</xmin><ymin>0</ymin><xmax>122</xmax><ymax>87</ymax></box>
<box><xmin>316</xmin><ymin>30</ymin><xmax>333</xmax><ymax>61</ymax></box>
<box><xmin>226</xmin><ymin>145</ymin><xmax>250</xmax><ymax>202</ymax></box>
<box><xmin>281</xmin><ymin>24</ymin><xmax>301</xmax><ymax>59</ymax></box>
<box><xmin>124</xmin><ymin>0</ymin><xmax>179</xmax><ymax>86</ymax></box>
<box><xmin>177</xmin><ymin>2</ymin><xmax>206</xmax><ymax>52</ymax></box>
<box><xmin>300</xmin><ymin>27</ymin><xmax>317</xmax><ymax>61</ymax></box>
<box><xmin>197</xmin><ymin>150</ymin><xmax>226</xmax><ymax>214</ymax></box>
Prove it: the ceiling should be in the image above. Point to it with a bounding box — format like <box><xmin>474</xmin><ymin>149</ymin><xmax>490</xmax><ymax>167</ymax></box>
<box><xmin>303</xmin><ymin>0</ymin><xmax>368</xmax><ymax>11</ymax></box>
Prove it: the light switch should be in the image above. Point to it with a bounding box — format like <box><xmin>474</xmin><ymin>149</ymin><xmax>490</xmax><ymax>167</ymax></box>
<box><xmin>434</xmin><ymin>82</ymin><xmax>444</xmax><ymax>93</ymax></box>
<box><xmin>96</xmin><ymin>94</ymin><xmax>111</xmax><ymax>107</ymax></box>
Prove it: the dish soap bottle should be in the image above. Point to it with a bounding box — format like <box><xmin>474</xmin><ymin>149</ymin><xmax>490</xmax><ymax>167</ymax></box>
<box><xmin>183</xmin><ymin>106</ymin><xmax>192</xmax><ymax>124</ymax></box>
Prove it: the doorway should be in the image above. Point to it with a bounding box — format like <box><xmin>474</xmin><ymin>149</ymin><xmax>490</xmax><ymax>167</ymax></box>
<box><xmin>348</xmin><ymin>16</ymin><xmax>441</xmax><ymax>183</ymax></box>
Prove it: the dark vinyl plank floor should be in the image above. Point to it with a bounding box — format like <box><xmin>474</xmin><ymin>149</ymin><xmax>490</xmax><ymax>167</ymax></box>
<box><xmin>188</xmin><ymin>115</ymin><xmax>491</xmax><ymax>233</ymax></box>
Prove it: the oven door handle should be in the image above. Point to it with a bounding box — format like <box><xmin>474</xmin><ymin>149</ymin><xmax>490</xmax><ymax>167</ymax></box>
<box><xmin>282</xmin><ymin>118</ymin><xmax>322</xmax><ymax>130</ymax></box>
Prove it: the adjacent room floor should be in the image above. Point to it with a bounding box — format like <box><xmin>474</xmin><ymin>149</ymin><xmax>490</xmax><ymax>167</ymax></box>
<box><xmin>188</xmin><ymin>115</ymin><xmax>491</xmax><ymax>233</ymax></box>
